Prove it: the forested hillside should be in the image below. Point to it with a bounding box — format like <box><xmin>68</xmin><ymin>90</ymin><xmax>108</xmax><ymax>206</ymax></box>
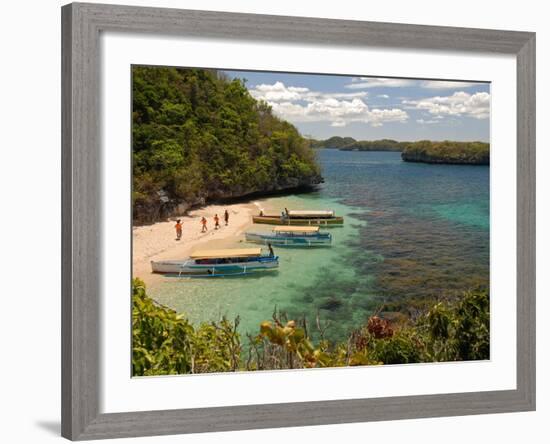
<box><xmin>311</xmin><ymin>136</ymin><xmax>490</xmax><ymax>164</ymax></box>
<box><xmin>341</xmin><ymin>139</ymin><xmax>407</xmax><ymax>151</ymax></box>
<box><xmin>401</xmin><ymin>140</ymin><xmax>490</xmax><ymax>165</ymax></box>
<box><xmin>132</xmin><ymin>67</ymin><xmax>322</xmax><ymax>224</ymax></box>
<box><xmin>310</xmin><ymin>136</ymin><xmax>357</xmax><ymax>149</ymax></box>
<box><xmin>311</xmin><ymin>136</ymin><xmax>407</xmax><ymax>151</ymax></box>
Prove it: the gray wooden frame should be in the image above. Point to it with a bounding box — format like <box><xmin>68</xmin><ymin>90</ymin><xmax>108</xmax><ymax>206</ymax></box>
<box><xmin>61</xmin><ymin>2</ymin><xmax>536</xmax><ymax>440</ymax></box>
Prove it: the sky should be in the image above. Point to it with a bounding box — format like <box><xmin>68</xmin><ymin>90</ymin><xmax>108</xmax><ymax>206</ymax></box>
<box><xmin>223</xmin><ymin>70</ymin><xmax>490</xmax><ymax>142</ymax></box>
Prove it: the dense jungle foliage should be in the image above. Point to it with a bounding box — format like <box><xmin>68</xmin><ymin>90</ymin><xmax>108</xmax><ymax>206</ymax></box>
<box><xmin>132</xmin><ymin>67</ymin><xmax>322</xmax><ymax>224</ymax></box>
<box><xmin>401</xmin><ymin>140</ymin><xmax>490</xmax><ymax>165</ymax></box>
<box><xmin>132</xmin><ymin>279</ymin><xmax>489</xmax><ymax>376</ymax></box>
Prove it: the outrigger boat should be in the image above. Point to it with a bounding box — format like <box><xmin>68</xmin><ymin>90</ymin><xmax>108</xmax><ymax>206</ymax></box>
<box><xmin>150</xmin><ymin>247</ymin><xmax>279</xmax><ymax>277</ymax></box>
<box><xmin>245</xmin><ymin>226</ymin><xmax>332</xmax><ymax>247</ymax></box>
<box><xmin>252</xmin><ymin>209</ymin><xmax>344</xmax><ymax>226</ymax></box>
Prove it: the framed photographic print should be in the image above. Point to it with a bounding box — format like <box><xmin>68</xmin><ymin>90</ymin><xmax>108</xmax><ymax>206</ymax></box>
<box><xmin>61</xmin><ymin>2</ymin><xmax>536</xmax><ymax>440</ymax></box>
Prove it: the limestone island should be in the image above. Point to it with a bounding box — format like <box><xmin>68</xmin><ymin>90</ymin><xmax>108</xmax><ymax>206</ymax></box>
<box><xmin>401</xmin><ymin>140</ymin><xmax>489</xmax><ymax>165</ymax></box>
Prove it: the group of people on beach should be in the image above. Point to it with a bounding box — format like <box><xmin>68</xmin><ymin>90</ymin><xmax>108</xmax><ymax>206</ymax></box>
<box><xmin>175</xmin><ymin>209</ymin><xmax>229</xmax><ymax>240</ymax></box>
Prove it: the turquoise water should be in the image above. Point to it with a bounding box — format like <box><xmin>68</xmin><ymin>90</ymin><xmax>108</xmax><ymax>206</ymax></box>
<box><xmin>150</xmin><ymin>150</ymin><xmax>489</xmax><ymax>343</ymax></box>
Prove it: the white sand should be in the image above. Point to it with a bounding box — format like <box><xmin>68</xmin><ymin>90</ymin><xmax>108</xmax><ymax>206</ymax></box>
<box><xmin>133</xmin><ymin>202</ymin><xmax>260</xmax><ymax>287</ymax></box>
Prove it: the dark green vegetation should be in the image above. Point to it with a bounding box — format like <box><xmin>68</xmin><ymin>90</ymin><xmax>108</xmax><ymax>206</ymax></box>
<box><xmin>310</xmin><ymin>136</ymin><xmax>406</xmax><ymax>151</ymax></box>
<box><xmin>132</xmin><ymin>67</ymin><xmax>322</xmax><ymax>224</ymax></box>
<box><xmin>132</xmin><ymin>278</ymin><xmax>240</xmax><ymax>375</ymax></box>
<box><xmin>311</xmin><ymin>137</ymin><xmax>490</xmax><ymax>164</ymax></box>
<box><xmin>401</xmin><ymin>140</ymin><xmax>490</xmax><ymax>165</ymax></box>
<box><xmin>132</xmin><ymin>278</ymin><xmax>489</xmax><ymax>375</ymax></box>
<box><xmin>310</xmin><ymin>136</ymin><xmax>358</xmax><ymax>149</ymax></box>
<box><xmin>344</xmin><ymin>139</ymin><xmax>408</xmax><ymax>151</ymax></box>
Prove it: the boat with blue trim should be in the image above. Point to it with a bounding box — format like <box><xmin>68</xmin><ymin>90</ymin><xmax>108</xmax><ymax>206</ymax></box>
<box><xmin>150</xmin><ymin>247</ymin><xmax>279</xmax><ymax>277</ymax></box>
<box><xmin>245</xmin><ymin>226</ymin><xmax>332</xmax><ymax>247</ymax></box>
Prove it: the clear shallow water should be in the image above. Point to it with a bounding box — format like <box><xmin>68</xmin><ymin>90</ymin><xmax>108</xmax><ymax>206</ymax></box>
<box><xmin>150</xmin><ymin>150</ymin><xmax>489</xmax><ymax>343</ymax></box>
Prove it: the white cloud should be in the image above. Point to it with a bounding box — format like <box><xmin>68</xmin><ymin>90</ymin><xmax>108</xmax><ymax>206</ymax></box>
<box><xmin>404</xmin><ymin>92</ymin><xmax>490</xmax><ymax>120</ymax></box>
<box><xmin>249</xmin><ymin>82</ymin><xmax>367</xmax><ymax>102</ymax></box>
<box><xmin>331</xmin><ymin>120</ymin><xmax>347</xmax><ymax>127</ymax></box>
<box><xmin>248</xmin><ymin>81</ymin><xmax>488</xmax><ymax>128</ymax></box>
<box><xmin>421</xmin><ymin>80</ymin><xmax>481</xmax><ymax>89</ymax></box>
<box><xmin>367</xmin><ymin>108</ymin><xmax>410</xmax><ymax>127</ymax></box>
<box><xmin>251</xmin><ymin>81</ymin><xmax>308</xmax><ymax>101</ymax></box>
<box><xmin>321</xmin><ymin>91</ymin><xmax>369</xmax><ymax>100</ymax></box>
<box><xmin>248</xmin><ymin>82</ymin><xmax>408</xmax><ymax>128</ymax></box>
<box><xmin>345</xmin><ymin>77</ymin><xmax>483</xmax><ymax>90</ymax></box>
<box><xmin>346</xmin><ymin>78</ymin><xmax>415</xmax><ymax>89</ymax></box>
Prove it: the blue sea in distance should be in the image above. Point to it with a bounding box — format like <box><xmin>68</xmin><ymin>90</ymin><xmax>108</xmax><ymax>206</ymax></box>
<box><xmin>151</xmin><ymin>149</ymin><xmax>490</xmax><ymax>343</ymax></box>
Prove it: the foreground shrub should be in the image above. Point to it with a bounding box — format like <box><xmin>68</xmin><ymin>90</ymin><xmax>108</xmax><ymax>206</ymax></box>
<box><xmin>132</xmin><ymin>278</ymin><xmax>240</xmax><ymax>376</ymax></box>
<box><xmin>132</xmin><ymin>279</ymin><xmax>489</xmax><ymax>375</ymax></box>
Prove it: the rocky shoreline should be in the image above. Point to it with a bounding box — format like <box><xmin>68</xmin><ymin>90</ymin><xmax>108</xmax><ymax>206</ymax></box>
<box><xmin>401</xmin><ymin>151</ymin><xmax>489</xmax><ymax>165</ymax></box>
<box><xmin>133</xmin><ymin>174</ymin><xmax>324</xmax><ymax>225</ymax></box>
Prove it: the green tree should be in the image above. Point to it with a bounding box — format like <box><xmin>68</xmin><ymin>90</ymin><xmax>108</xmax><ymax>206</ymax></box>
<box><xmin>401</xmin><ymin>140</ymin><xmax>489</xmax><ymax>164</ymax></box>
<box><xmin>132</xmin><ymin>67</ymin><xmax>322</xmax><ymax>224</ymax></box>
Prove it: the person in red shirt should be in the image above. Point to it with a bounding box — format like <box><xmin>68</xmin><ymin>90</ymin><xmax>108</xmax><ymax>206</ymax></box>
<box><xmin>214</xmin><ymin>214</ymin><xmax>220</xmax><ymax>230</ymax></box>
<box><xmin>174</xmin><ymin>219</ymin><xmax>182</xmax><ymax>240</ymax></box>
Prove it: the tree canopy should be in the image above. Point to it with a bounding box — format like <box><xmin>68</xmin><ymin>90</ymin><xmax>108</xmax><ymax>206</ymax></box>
<box><xmin>310</xmin><ymin>136</ymin><xmax>407</xmax><ymax>151</ymax></box>
<box><xmin>310</xmin><ymin>137</ymin><xmax>490</xmax><ymax>163</ymax></box>
<box><xmin>133</xmin><ymin>67</ymin><xmax>321</xmax><ymax>224</ymax></box>
<box><xmin>401</xmin><ymin>140</ymin><xmax>490</xmax><ymax>165</ymax></box>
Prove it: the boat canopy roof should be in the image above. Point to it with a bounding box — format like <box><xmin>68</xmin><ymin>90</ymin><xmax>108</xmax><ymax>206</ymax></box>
<box><xmin>287</xmin><ymin>210</ymin><xmax>334</xmax><ymax>217</ymax></box>
<box><xmin>273</xmin><ymin>226</ymin><xmax>320</xmax><ymax>233</ymax></box>
<box><xmin>190</xmin><ymin>248</ymin><xmax>262</xmax><ymax>259</ymax></box>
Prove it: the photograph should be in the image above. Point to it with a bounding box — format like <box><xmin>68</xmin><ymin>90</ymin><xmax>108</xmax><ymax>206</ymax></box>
<box><xmin>0</xmin><ymin>0</ymin><xmax>540</xmax><ymax>441</ymax></box>
<box><xmin>131</xmin><ymin>65</ymin><xmax>490</xmax><ymax>376</ymax></box>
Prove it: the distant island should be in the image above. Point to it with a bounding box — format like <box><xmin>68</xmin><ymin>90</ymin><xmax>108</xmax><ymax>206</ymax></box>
<box><xmin>310</xmin><ymin>136</ymin><xmax>489</xmax><ymax>165</ymax></box>
<box><xmin>310</xmin><ymin>136</ymin><xmax>406</xmax><ymax>151</ymax></box>
<box><xmin>401</xmin><ymin>141</ymin><xmax>489</xmax><ymax>165</ymax></box>
<box><xmin>133</xmin><ymin>67</ymin><xmax>322</xmax><ymax>224</ymax></box>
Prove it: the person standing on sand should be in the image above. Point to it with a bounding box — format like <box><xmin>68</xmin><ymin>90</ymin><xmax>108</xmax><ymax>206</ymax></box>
<box><xmin>201</xmin><ymin>216</ymin><xmax>207</xmax><ymax>232</ymax></box>
<box><xmin>175</xmin><ymin>219</ymin><xmax>183</xmax><ymax>241</ymax></box>
<box><xmin>224</xmin><ymin>209</ymin><xmax>229</xmax><ymax>226</ymax></box>
<box><xmin>214</xmin><ymin>214</ymin><xmax>220</xmax><ymax>230</ymax></box>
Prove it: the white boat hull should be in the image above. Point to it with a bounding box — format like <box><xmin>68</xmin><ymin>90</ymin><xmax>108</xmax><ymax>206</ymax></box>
<box><xmin>151</xmin><ymin>257</ymin><xmax>279</xmax><ymax>276</ymax></box>
<box><xmin>245</xmin><ymin>232</ymin><xmax>332</xmax><ymax>247</ymax></box>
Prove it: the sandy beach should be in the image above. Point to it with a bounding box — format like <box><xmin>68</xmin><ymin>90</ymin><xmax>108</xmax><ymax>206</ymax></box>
<box><xmin>133</xmin><ymin>201</ymin><xmax>264</xmax><ymax>287</ymax></box>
